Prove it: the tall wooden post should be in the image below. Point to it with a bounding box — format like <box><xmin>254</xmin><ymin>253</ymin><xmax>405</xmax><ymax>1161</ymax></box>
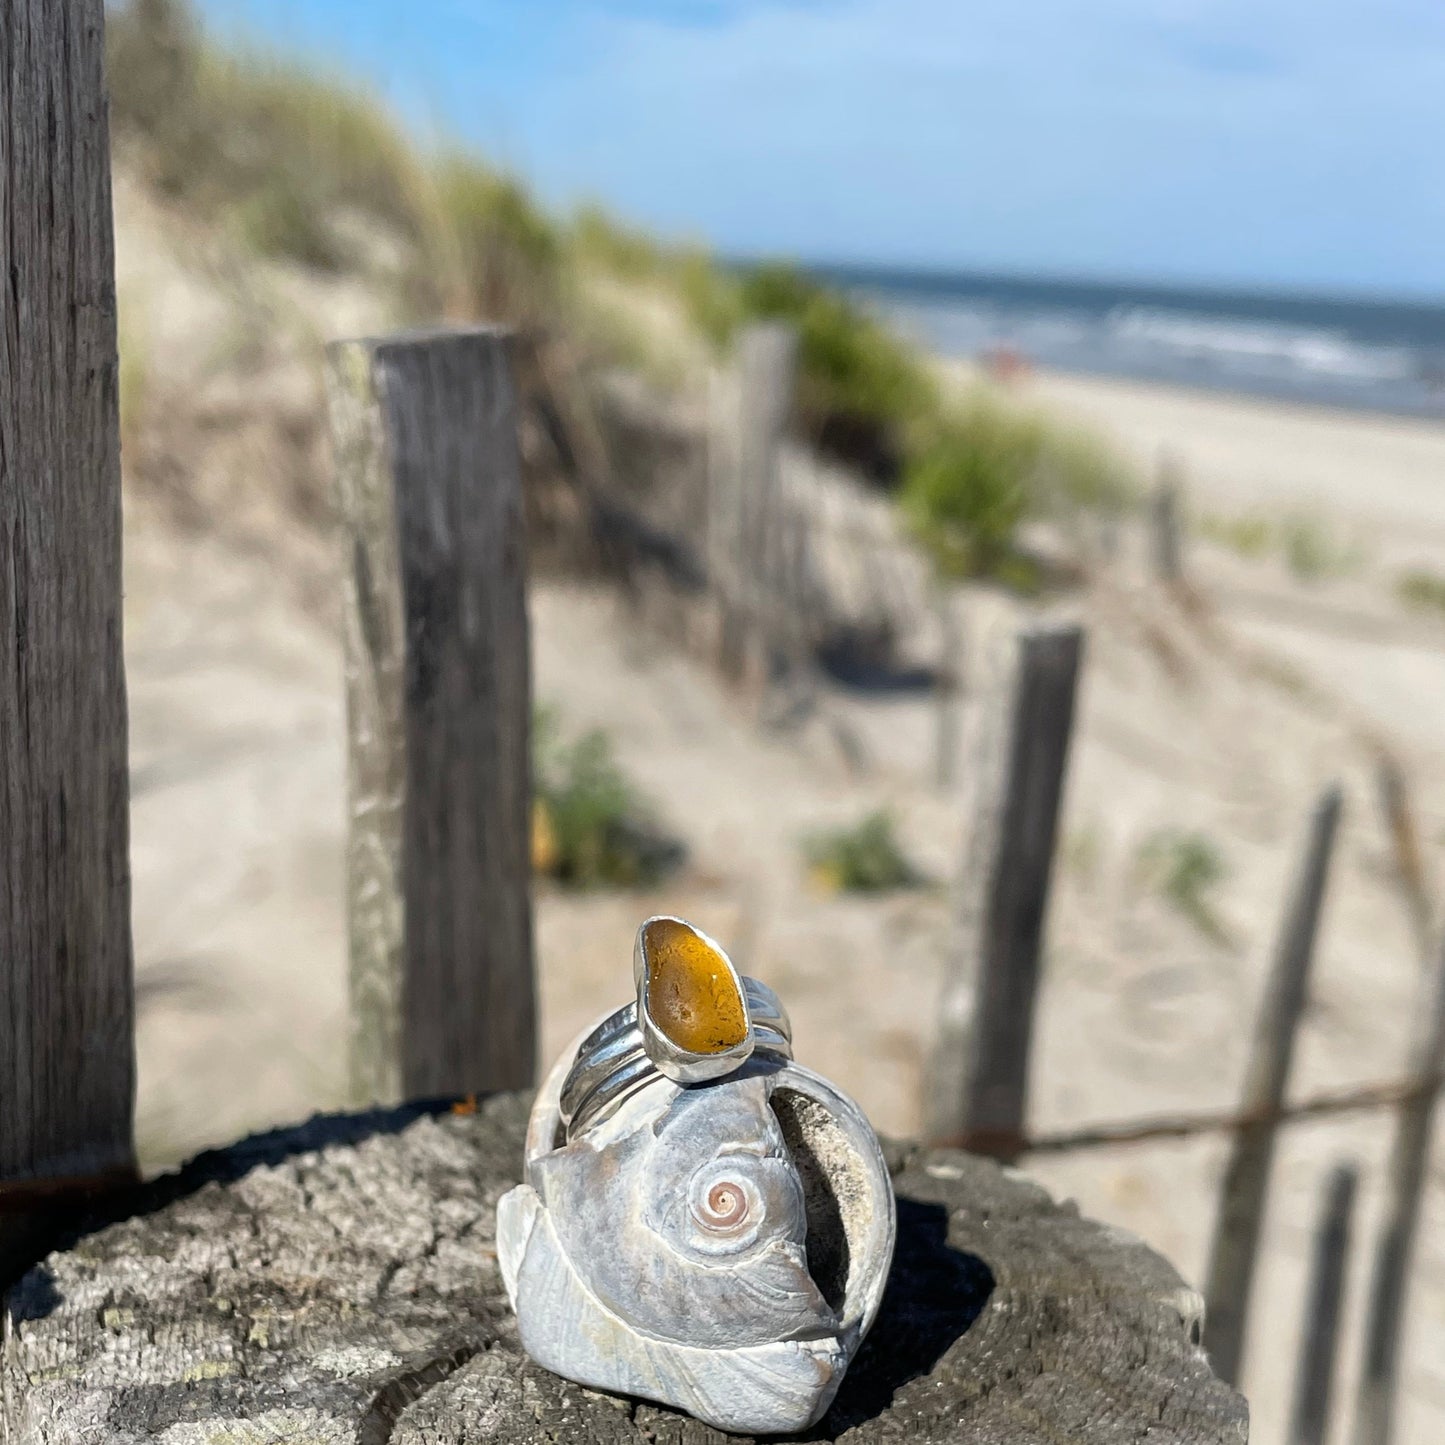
<box><xmin>1288</xmin><ymin>1163</ymin><xmax>1358</xmax><ymax>1445</ymax></box>
<box><xmin>326</xmin><ymin>327</ymin><xmax>535</xmax><ymax>1106</ymax></box>
<box><xmin>1351</xmin><ymin>939</ymin><xmax>1445</xmax><ymax>1445</ymax></box>
<box><xmin>708</xmin><ymin>323</ymin><xmax>798</xmax><ymax>691</ymax></box>
<box><xmin>933</xmin><ymin>586</ymin><xmax>964</xmax><ymax>789</ymax></box>
<box><xmin>925</xmin><ymin>624</ymin><xmax>1084</xmax><ymax>1157</ymax></box>
<box><xmin>1152</xmin><ymin>453</ymin><xmax>1184</xmax><ymax>585</ymax></box>
<box><xmin>1204</xmin><ymin>785</ymin><xmax>1343</xmax><ymax>1386</ymax></box>
<box><xmin>0</xmin><ymin>0</ymin><xmax>135</xmax><ymax>1192</ymax></box>
<box><xmin>1374</xmin><ymin>750</ymin><xmax>1432</xmax><ymax>966</ymax></box>
<box><xmin>736</xmin><ymin>322</ymin><xmax>799</xmax><ymax>606</ymax></box>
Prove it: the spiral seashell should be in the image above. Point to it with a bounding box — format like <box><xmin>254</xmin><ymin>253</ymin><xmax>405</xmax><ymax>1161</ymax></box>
<box><xmin>497</xmin><ymin>920</ymin><xmax>896</xmax><ymax>1435</ymax></box>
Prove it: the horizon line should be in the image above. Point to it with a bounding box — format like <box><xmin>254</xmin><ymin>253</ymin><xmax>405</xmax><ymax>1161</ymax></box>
<box><xmin>719</xmin><ymin>253</ymin><xmax>1445</xmax><ymax>313</ymax></box>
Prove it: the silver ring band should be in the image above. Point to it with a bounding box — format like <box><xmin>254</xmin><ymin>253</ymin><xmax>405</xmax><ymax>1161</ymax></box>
<box><xmin>560</xmin><ymin>977</ymin><xmax>792</xmax><ymax>1140</ymax></box>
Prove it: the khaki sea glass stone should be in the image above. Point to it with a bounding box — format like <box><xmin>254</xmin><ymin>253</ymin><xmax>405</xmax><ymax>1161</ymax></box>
<box><xmin>642</xmin><ymin>919</ymin><xmax>748</xmax><ymax>1054</ymax></box>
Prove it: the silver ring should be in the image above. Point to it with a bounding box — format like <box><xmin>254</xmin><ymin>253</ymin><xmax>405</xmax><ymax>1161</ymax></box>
<box><xmin>501</xmin><ymin>913</ymin><xmax>896</xmax><ymax>1434</ymax></box>
<box><xmin>559</xmin><ymin>917</ymin><xmax>792</xmax><ymax>1140</ymax></box>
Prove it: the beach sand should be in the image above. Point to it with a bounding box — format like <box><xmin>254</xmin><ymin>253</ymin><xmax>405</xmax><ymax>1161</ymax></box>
<box><xmin>123</xmin><ymin>366</ymin><xmax>1445</xmax><ymax>1445</ymax></box>
<box><xmin>1030</xmin><ymin>367</ymin><xmax>1445</xmax><ymax>543</ymax></box>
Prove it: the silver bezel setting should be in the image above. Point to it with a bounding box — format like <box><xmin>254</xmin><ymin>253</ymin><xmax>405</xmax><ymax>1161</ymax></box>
<box><xmin>556</xmin><ymin>918</ymin><xmax>793</xmax><ymax>1141</ymax></box>
<box><xmin>634</xmin><ymin>915</ymin><xmax>754</xmax><ymax>1083</ymax></box>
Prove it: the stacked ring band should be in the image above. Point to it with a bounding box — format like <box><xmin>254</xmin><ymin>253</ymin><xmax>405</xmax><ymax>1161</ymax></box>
<box><xmin>559</xmin><ymin>975</ymin><xmax>793</xmax><ymax>1140</ymax></box>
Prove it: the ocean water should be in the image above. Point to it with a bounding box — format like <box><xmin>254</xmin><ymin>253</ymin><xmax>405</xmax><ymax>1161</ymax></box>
<box><xmin>811</xmin><ymin>264</ymin><xmax>1445</xmax><ymax>419</ymax></box>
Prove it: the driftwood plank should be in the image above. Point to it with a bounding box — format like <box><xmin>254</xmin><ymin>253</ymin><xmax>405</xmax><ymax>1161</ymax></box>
<box><xmin>1351</xmin><ymin>937</ymin><xmax>1445</xmax><ymax>1445</ymax></box>
<box><xmin>0</xmin><ymin>0</ymin><xmax>135</xmax><ymax>1185</ymax></box>
<box><xmin>1204</xmin><ymin>785</ymin><xmax>1342</xmax><ymax>1386</ymax></box>
<box><xmin>0</xmin><ymin>1094</ymin><xmax>1247</xmax><ymax>1443</ymax></box>
<box><xmin>926</xmin><ymin>624</ymin><xmax>1084</xmax><ymax>1156</ymax></box>
<box><xmin>326</xmin><ymin>328</ymin><xmax>535</xmax><ymax>1107</ymax></box>
<box><xmin>1288</xmin><ymin>1163</ymin><xmax>1357</xmax><ymax>1445</ymax></box>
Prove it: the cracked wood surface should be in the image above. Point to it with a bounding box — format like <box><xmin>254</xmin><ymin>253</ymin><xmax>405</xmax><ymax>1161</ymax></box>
<box><xmin>1</xmin><ymin>1094</ymin><xmax>1247</xmax><ymax>1442</ymax></box>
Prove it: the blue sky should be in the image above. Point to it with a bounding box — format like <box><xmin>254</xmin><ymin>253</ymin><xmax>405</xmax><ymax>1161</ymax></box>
<box><xmin>193</xmin><ymin>0</ymin><xmax>1444</xmax><ymax>297</ymax></box>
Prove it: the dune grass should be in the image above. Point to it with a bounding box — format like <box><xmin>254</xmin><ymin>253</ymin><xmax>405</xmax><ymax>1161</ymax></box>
<box><xmin>899</xmin><ymin>406</ymin><xmax>1038</xmax><ymax>586</ymax></box>
<box><xmin>680</xmin><ymin>258</ymin><xmax>1140</xmax><ymax>582</ymax></box>
<box><xmin>531</xmin><ymin>708</ymin><xmax>685</xmax><ymax>890</ymax></box>
<box><xmin>1198</xmin><ymin>511</ymin><xmax>1276</xmax><ymax>560</ymax></box>
<box><xmin>1137</xmin><ymin>828</ymin><xmax>1230</xmax><ymax>943</ymax></box>
<box><xmin>1396</xmin><ymin>567</ymin><xmax>1445</xmax><ymax>617</ymax></box>
<box><xmin>107</xmin><ymin>0</ymin><xmax>562</xmax><ymax>322</ymax></box>
<box><xmin>1279</xmin><ymin>513</ymin><xmax>1364</xmax><ymax>583</ymax></box>
<box><xmin>1197</xmin><ymin>506</ymin><xmax>1364</xmax><ymax>582</ymax></box>
<box><xmin>803</xmin><ymin>810</ymin><xmax>926</xmax><ymax>894</ymax></box>
<box><xmin>700</xmin><ymin>262</ymin><xmax>938</xmax><ymax>481</ymax></box>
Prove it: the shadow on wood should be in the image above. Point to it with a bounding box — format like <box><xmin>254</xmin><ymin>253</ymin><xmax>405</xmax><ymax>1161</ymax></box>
<box><xmin>819</xmin><ymin>1197</ymin><xmax>994</xmax><ymax>1434</ymax></box>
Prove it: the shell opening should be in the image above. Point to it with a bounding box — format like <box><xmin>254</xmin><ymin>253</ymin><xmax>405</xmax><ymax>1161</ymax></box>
<box><xmin>769</xmin><ymin>1088</ymin><xmax>851</xmax><ymax>1313</ymax></box>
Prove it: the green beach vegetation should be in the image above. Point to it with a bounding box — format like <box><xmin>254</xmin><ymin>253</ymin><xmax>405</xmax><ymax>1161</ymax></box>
<box><xmin>531</xmin><ymin>707</ymin><xmax>684</xmax><ymax>890</ymax></box>
<box><xmin>672</xmin><ymin>257</ymin><xmax>1140</xmax><ymax>583</ymax></box>
<box><xmin>1197</xmin><ymin>507</ymin><xmax>1365</xmax><ymax>582</ymax></box>
<box><xmin>1197</xmin><ymin>510</ymin><xmax>1277</xmax><ymax>560</ymax></box>
<box><xmin>108</xmin><ymin>0</ymin><xmax>1137</xmax><ymax>589</ymax></box>
<box><xmin>1137</xmin><ymin>828</ymin><xmax>1230</xmax><ymax>944</ymax></box>
<box><xmin>1279</xmin><ymin>514</ymin><xmax>1365</xmax><ymax>583</ymax></box>
<box><xmin>1396</xmin><ymin>567</ymin><xmax>1445</xmax><ymax>617</ymax></box>
<box><xmin>802</xmin><ymin>810</ymin><xmax>926</xmax><ymax>894</ymax></box>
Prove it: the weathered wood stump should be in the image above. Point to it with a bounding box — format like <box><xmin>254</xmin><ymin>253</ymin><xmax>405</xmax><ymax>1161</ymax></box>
<box><xmin>1</xmin><ymin>1094</ymin><xmax>1246</xmax><ymax>1443</ymax></box>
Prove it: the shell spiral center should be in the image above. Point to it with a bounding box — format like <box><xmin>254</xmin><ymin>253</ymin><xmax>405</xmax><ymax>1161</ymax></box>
<box><xmin>688</xmin><ymin>1167</ymin><xmax>764</xmax><ymax>1247</ymax></box>
<box><xmin>703</xmin><ymin>1181</ymin><xmax>748</xmax><ymax>1227</ymax></box>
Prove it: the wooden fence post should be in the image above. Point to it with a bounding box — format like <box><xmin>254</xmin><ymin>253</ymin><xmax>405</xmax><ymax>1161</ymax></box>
<box><xmin>703</xmin><ymin>366</ymin><xmax>738</xmax><ymax>673</ymax></box>
<box><xmin>1152</xmin><ymin>454</ymin><xmax>1184</xmax><ymax>585</ymax></box>
<box><xmin>737</xmin><ymin>321</ymin><xmax>799</xmax><ymax>606</ymax></box>
<box><xmin>708</xmin><ymin>323</ymin><xmax>798</xmax><ymax>692</ymax></box>
<box><xmin>1</xmin><ymin>0</ymin><xmax>136</xmax><ymax>1202</ymax></box>
<box><xmin>933</xmin><ymin>586</ymin><xmax>964</xmax><ymax>789</ymax></box>
<box><xmin>1373</xmin><ymin>750</ymin><xmax>1432</xmax><ymax>966</ymax></box>
<box><xmin>1350</xmin><ymin>937</ymin><xmax>1445</xmax><ymax>1445</ymax></box>
<box><xmin>1288</xmin><ymin>1163</ymin><xmax>1358</xmax><ymax>1445</ymax></box>
<box><xmin>326</xmin><ymin>327</ymin><xmax>535</xmax><ymax>1107</ymax></box>
<box><xmin>1203</xmin><ymin>785</ymin><xmax>1343</xmax><ymax>1386</ymax></box>
<box><xmin>925</xmin><ymin>624</ymin><xmax>1085</xmax><ymax>1157</ymax></box>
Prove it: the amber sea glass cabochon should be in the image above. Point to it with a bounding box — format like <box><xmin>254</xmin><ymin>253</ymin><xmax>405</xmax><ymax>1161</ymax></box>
<box><xmin>640</xmin><ymin>918</ymin><xmax>749</xmax><ymax>1055</ymax></box>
